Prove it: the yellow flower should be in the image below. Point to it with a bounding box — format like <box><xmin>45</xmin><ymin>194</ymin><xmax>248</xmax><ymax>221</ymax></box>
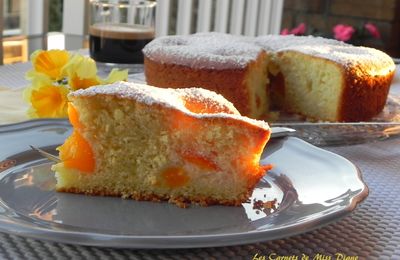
<box><xmin>64</xmin><ymin>54</ymin><xmax>129</xmax><ymax>90</ymax></box>
<box><xmin>30</xmin><ymin>49</ymin><xmax>70</xmax><ymax>80</ymax></box>
<box><xmin>23</xmin><ymin>49</ymin><xmax>129</xmax><ymax>119</ymax></box>
<box><xmin>101</xmin><ymin>68</ymin><xmax>129</xmax><ymax>84</ymax></box>
<box><xmin>63</xmin><ymin>54</ymin><xmax>101</xmax><ymax>90</ymax></box>
<box><xmin>23</xmin><ymin>76</ymin><xmax>69</xmax><ymax>118</ymax></box>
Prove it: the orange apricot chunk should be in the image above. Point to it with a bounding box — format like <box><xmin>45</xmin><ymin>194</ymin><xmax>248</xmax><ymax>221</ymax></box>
<box><xmin>58</xmin><ymin>130</ymin><xmax>95</xmax><ymax>173</ymax></box>
<box><xmin>184</xmin><ymin>99</ymin><xmax>217</xmax><ymax>114</ymax></box>
<box><xmin>179</xmin><ymin>150</ymin><xmax>220</xmax><ymax>171</ymax></box>
<box><xmin>261</xmin><ymin>164</ymin><xmax>273</xmax><ymax>172</ymax></box>
<box><xmin>254</xmin><ymin>164</ymin><xmax>273</xmax><ymax>177</ymax></box>
<box><xmin>161</xmin><ymin>167</ymin><xmax>189</xmax><ymax>188</ymax></box>
<box><xmin>182</xmin><ymin>96</ymin><xmax>234</xmax><ymax>114</ymax></box>
<box><xmin>67</xmin><ymin>103</ymin><xmax>84</xmax><ymax>130</ymax></box>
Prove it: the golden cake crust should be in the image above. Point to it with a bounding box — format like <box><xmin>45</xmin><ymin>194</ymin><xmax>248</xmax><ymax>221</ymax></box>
<box><xmin>56</xmin><ymin>187</ymin><xmax>252</xmax><ymax>208</ymax></box>
<box><xmin>144</xmin><ymin>33</ymin><xmax>396</xmax><ymax>122</ymax></box>
<box><xmin>339</xmin><ymin>59</ymin><xmax>395</xmax><ymax>121</ymax></box>
<box><xmin>144</xmin><ymin>56</ymin><xmax>252</xmax><ymax>116</ymax></box>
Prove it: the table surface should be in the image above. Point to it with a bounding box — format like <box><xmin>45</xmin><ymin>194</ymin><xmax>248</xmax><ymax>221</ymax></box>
<box><xmin>0</xmin><ymin>62</ymin><xmax>399</xmax><ymax>260</ymax></box>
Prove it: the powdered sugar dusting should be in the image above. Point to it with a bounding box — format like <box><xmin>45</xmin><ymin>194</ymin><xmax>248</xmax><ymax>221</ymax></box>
<box><xmin>144</xmin><ymin>33</ymin><xmax>395</xmax><ymax>73</ymax></box>
<box><xmin>143</xmin><ymin>32</ymin><xmax>263</xmax><ymax>70</ymax></box>
<box><xmin>255</xmin><ymin>35</ymin><xmax>345</xmax><ymax>52</ymax></box>
<box><xmin>69</xmin><ymin>81</ymin><xmax>270</xmax><ymax>129</ymax></box>
<box><xmin>255</xmin><ymin>35</ymin><xmax>395</xmax><ymax>72</ymax></box>
<box><xmin>175</xmin><ymin>87</ymin><xmax>240</xmax><ymax>115</ymax></box>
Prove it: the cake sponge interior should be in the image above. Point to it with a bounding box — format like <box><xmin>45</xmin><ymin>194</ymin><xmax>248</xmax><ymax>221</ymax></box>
<box><xmin>53</xmin><ymin>85</ymin><xmax>270</xmax><ymax>206</ymax></box>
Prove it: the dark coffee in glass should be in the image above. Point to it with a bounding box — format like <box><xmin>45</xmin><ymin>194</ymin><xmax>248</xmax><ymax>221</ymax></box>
<box><xmin>89</xmin><ymin>24</ymin><xmax>155</xmax><ymax>64</ymax></box>
<box><xmin>89</xmin><ymin>0</ymin><xmax>156</xmax><ymax>66</ymax></box>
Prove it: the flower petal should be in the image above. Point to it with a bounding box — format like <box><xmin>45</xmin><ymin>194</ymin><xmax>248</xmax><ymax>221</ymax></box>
<box><xmin>365</xmin><ymin>22</ymin><xmax>381</xmax><ymax>39</ymax></box>
<box><xmin>28</xmin><ymin>84</ymin><xmax>69</xmax><ymax>118</ymax></box>
<box><xmin>32</xmin><ymin>50</ymin><xmax>70</xmax><ymax>80</ymax></box>
<box><xmin>333</xmin><ymin>24</ymin><xmax>355</xmax><ymax>42</ymax></box>
<box><xmin>102</xmin><ymin>68</ymin><xmax>129</xmax><ymax>84</ymax></box>
<box><xmin>290</xmin><ymin>23</ymin><xmax>306</xmax><ymax>35</ymax></box>
<box><xmin>63</xmin><ymin>54</ymin><xmax>100</xmax><ymax>90</ymax></box>
<box><xmin>280</xmin><ymin>28</ymin><xmax>290</xmax><ymax>35</ymax></box>
<box><xmin>70</xmin><ymin>74</ymin><xmax>101</xmax><ymax>90</ymax></box>
<box><xmin>63</xmin><ymin>54</ymin><xmax>97</xmax><ymax>79</ymax></box>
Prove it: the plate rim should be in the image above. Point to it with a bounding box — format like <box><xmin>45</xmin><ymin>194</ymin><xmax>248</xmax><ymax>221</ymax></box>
<box><xmin>0</xmin><ymin>119</ymin><xmax>369</xmax><ymax>249</ymax></box>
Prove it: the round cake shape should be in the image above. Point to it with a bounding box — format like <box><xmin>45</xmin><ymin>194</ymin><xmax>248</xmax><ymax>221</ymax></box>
<box><xmin>143</xmin><ymin>32</ymin><xmax>396</xmax><ymax>122</ymax></box>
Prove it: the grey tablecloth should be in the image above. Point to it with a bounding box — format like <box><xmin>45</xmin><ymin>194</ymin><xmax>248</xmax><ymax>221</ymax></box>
<box><xmin>0</xmin><ymin>63</ymin><xmax>399</xmax><ymax>260</ymax></box>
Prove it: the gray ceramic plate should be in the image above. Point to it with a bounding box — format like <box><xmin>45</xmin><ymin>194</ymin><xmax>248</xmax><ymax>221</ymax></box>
<box><xmin>0</xmin><ymin>119</ymin><xmax>368</xmax><ymax>248</ymax></box>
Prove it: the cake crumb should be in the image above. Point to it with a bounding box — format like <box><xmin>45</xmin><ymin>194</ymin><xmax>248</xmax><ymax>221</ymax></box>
<box><xmin>252</xmin><ymin>198</ymin><xmax>277</xmax><ymax>214</ymax></box>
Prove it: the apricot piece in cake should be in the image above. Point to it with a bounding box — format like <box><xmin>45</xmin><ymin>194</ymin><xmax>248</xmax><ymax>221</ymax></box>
<box><xmin>57</xmin><ymin>102</ymin><xmax>95</xmax><ymax>173</ymax></box>
<box><xmin>58</xmin><ymin>130</ymin><xmax>95</xmax><ymax>173</ymax></box>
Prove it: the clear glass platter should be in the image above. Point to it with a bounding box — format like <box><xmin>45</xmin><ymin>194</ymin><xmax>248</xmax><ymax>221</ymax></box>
<box><xmin>0</xmin><ymin>119</ymin><xmax>368</xmax><ymax>248</ymax></box>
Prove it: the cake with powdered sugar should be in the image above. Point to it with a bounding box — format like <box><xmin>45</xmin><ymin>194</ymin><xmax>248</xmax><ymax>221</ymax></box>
<box><xmin>144</xmin><ymin>33</ymin><xmax>270</xmax><ymax>119</ymax></box>
<box><xmin>52</xmin><ymin>81</ymin><xmax>271</xmax><ymax>207</ymax></box>
<box><xmin>143</xmin><ymin>33</ymin><xmax>396</xmax><ymax>122</ymax></box>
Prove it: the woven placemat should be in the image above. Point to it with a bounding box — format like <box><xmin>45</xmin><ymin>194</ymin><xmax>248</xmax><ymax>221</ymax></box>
<box><xmin>0</xmin><ymin>63</ymin><xmax>31</xmax><ymax>89</ymax></box>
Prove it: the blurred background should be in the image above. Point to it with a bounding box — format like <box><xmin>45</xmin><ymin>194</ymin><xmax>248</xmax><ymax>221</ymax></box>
<box><xmin>1</xmin><ymin>0</ymin><xmax>399</xmax><ymax>65</ymax></box>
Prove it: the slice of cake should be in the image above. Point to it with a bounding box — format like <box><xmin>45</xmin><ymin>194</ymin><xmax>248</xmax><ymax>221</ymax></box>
<box><xmin>52</xmin><ymin>82</ymin><xmax>271</xmax><ymax>207</ymax></box>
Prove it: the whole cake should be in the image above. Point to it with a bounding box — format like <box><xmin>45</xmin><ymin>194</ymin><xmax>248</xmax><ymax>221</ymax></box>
<box><xmin>52</xmin><ymin>81</ymin><xmax>271</xmax><ymax>207</ymax></box>
<box><xmin>143</xmin><ymin>33</ymin><xmax>396</xmax><ymax>122</ymax></box>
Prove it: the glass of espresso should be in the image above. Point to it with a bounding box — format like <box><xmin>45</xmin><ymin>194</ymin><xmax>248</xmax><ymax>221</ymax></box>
<box><xmin>89</xmin><ymin>0</ymin><xmax>156</xmax><ymax>68</ymax></box>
